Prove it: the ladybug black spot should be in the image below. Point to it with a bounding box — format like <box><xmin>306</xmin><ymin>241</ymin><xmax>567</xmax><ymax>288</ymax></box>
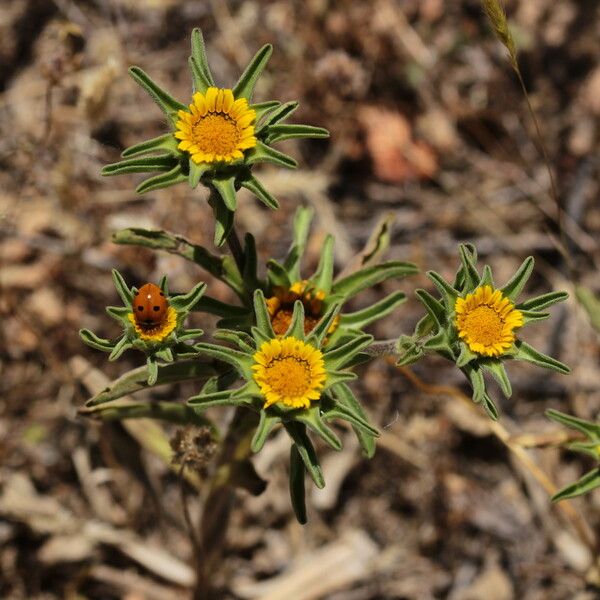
<box><xmin>159</xmin><ymin>292</ymin><xmax>164</xmax><ymax>296</ymax></box>
<box><xmin>137</xmin><ymin>306</ymin><xmax>144</xmax><ymax>311</ymax></box>
<box><xmin>134</xmin><ymin>291</ymin><xmax>139</xmax><ymax>296</ymax></box>
<box><xmin>153</xmin><ymin>306</ymin><xmax>160</xmax><ymax>311</ymax></box>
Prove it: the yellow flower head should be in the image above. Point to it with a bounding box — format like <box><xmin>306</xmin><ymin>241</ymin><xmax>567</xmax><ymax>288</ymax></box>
<box><xmin>266</xmin><ymin>280</ymin><xmax>339</xmax><ymax>337</ymax></box>
<box><xmin>455</xmin><ymin>285</ymin><xmax>523</xmax><ymax>357</ymax></box>
<box><xmin>128</xmin><ymin>306</ymin><xmax>178</xmax><ymax>342</ymax></box>
<box><xmin>252</xmin><ymin>337</ymin><xmax>326</xmax><ymax>409</ymax></box>
<box><xmin>174</xmin><ymin>87</ymin><xmax>256</xmax><ymax>164</ymax></box>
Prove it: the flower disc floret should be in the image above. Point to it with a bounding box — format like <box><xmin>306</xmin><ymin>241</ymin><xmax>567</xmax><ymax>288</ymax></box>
<box><xmin>455</xmin><ymin>285</ymin><xmax>523</xmax><ymax>357</ymax></box>
<box><xmin>175</xmin><ymin>87</ymin><xmax>256</xmax><ymax>164</ymax></box>
<box><xmin>128</xmin><ymin>306</ymin><xmax>178</xmax><ymax>342</ymax></box>
<box><xmin>252</xmin><ymin>337</ymin><xmax>326</xmax><ymax>409</ymax></box>
<box><xmin>266</xmin><ymin>281</ymin><xmax>339</xmax><ymax>337</ymax></box>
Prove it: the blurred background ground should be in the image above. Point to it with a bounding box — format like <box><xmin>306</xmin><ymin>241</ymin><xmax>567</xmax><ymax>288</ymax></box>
<box><xmin>1</xmin><ymin>0</ymin><xmax>600</xmax><ymax>598</ymax></box>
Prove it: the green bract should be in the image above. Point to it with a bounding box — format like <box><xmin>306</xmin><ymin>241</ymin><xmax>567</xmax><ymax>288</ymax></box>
<box><xmin>546</xmin><ymin>409</ymin><xmax>600</xmax><ymax>501</ymax></box>
<box><xmin>188</xmin><ymin>289</ymin><xmax>379</xmax><ymax>523</ymax></box>
<box><xmin>101</xmin><ymin>28</ymin><xmax>329</xmax><ymax>246</ymax></box>
<box><xmin>79</xmin><ymin>270</ymin><xmax>206</xmax><ymax>385</ymax></box>
<box><xmin>399</xmin><ymin>244</ymin><xmax>570</xmax><ymax>419</ymax></box>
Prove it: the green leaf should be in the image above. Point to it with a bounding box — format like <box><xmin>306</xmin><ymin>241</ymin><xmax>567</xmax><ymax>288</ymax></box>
<box><xmin>482</xmin><ymin>360</ymin><xmax>512</xmax><ymax>398</ymax></box>
<box><xmin>415</xmin><ymin>289</ymin><xmax>445</xmax><ymax>328</ymax></box>
<box><xmin>121</xmin><ymin>133</ymin><xmax>180</xmax><ymax>158</ymax></box>
<box><xmin>188</xmin><ymin>389</ymin><xmax>236</xmax><ymax>408</ymax></box>
<box><xmin>332</xmin><ymin>383</ymin><xmax>376</xmax><ymax>458</ymax></box>
<box><xmin>575</xmin><ymin>287</ymin><xmax>600</xmax><ymax>333</ymax></box>
<box><xmin>546</xmin><ymin>409</ymin><xmax>600</xmax><ymax>440</ymax></box>
<box><xmin>284</xmin><ymin>422</ymin><xmax>325</xmax><ymax>488</ymax></box>
<box><xmin>312</xmin><ymin>235</ymin><xmax>335</xmax><ymax>293</ymax></box>
<box><xmin>245</xmin><ymin>141</ymin><xmax>298</xmax><ymax>169</ymax></box>
<box><xmin>108</xmin><ymin>335</ymin><xmax>131</xmax><ymax>361</ymax></box>
<box><xmin>213</xmin><ymin>329</ymin><xmax>256</xmax><ymax>354</ymax></box>
<box><xmin>500</xmin><ymin>256</ymin><xmax>534</xmax><ymax>301</ymax></box>
<box><xmin>159</xmin><ymin>275</ymin><xmax>169</xmax><ymax>296</ymax></box>
<box><xmin>128</xmin><ymin>66</ymin><xmax>186</xmax><ymax>124</ymax></box>
<box><xmin>146</xmin><ymin>357</ymin><xmax>158</xmax><ymax>386</ymax></box>
<box><xmin>324</xmin><ymin>370</ymin><xmax>358</xmax><ymax>387</ymax></box>
<box><xmin>289</xmin><ymin>444</ymin><xmax>308</xmax><ymax>524</ymax></box>
<box><xmin>285</xmin><ymin>301</ymin><xmax>306</xmax><ymax>339</ymax></box>
<box><xmin>427</xmin><ymin>270</ymin><xmax>459</xmax><ymax>310</ymax></box>
<box><xmin>323</xmin><ymin>401</ymin><xmax>379</xmax><ymax>437</ymax></box>
<box><xmin>267</xmin><ymin>259</ymin><xmax>292</xmax><ymax>288</ymax></box>
<box><xmin>208</xmin><ymin>193</ymin><xmax>234</xmax><ymax>247</ymax></box>
<box><xmin>233</xmin><ymin>44</ymin><xmax>273</xmax><ymax>100</ymax></box>
<box><xmin>396</xmin><ymin>335</ymin><xmax>425</xmax><ymax>367</ymax></box>
<box><xmin>155</xmin><ymin>347</ymin><xmax>174</xmax><ymax>362</ymax></box>
<box><xmin>170</xmin><ymin>281</ymin><xmax>207</xmax><ymax>313</ymax></box>
<box><xmin>463</xmin><ymin>363</ymin><xmax>485</xmax><ymax>403</ymax></box>
<box><xmin>112</xmin><ymin>269</ymin><xmax>133</xmax><ymax>305</ymax></box>
<box><xmin>189</xmin><ymin>57</ymin><xmax>212</xmax><ymax>94</ymax></box>
<box><xmin>339</xmin><ymin>292</ymin><xmax>406</xmax><ymax>330</ymax></box>
<box><xmin>453</xmin><ymin>244</ymin><xmax>477</xmax><ymax>290</ymax></box>
<box><xmin>136</xmin><ymin>165</ymin><xmax>187</xmax><ymax>194</ymax></box>
<box><xmin>458</xmin><ymin>244</ymin><xmax>480</xmax><ymax>291</ymax></box>
<box><xmin>243</xmin><ymin>233</ymin><xmax>260</xmax><ymax>290</ymax></box>
<box><xmin>308</xmin><ymin>302</ymin><xmax>341</xmax><ymax>347</ymax></box>
<box><xmin>456</xmin><ymin>343</ymin><xmax>478</xmax><ymax>367</ymax></box>
<box><xmin>479</xmin><ymin>265</ymin><xmax>495</xmax><ymax>287</ymax></box>
<box><xmin>193</xmin><ymin>342</ymin><xmax>252</xmax><ymax>376</ymax></box>
<box><xmin>240</xmin><ymin>175</ymin><xmax>280</xmax><ymax>209</ymax></box>
<box><xmin>79</xmin><ymin>329</ymin><xmax>117</xmax><ymax>353</ymax></box>
<box><xmin>100</xmin><ymin>154</ymin><xmax>179</xmax><ymax>176</ymax></box>
<box><xmin>296</xmin><ymin>406</ymin><xmax>342</xmax><ymax>451</ymax></box>
<box><xmin>85</xmin><ymin>360</ymin><xmax>220</xmax><ymax>407</ymax></box>
<box><xmin>189</xmin><ymin>382</ymin><xmax>257</xmax><ymax>409</ymax></box>
<box><xmin>251</xmin><ymin>100</ymin><xmax>281</xmax><ymax>122</ymax></box>
<box><xmin>106</xmin><ymin>305</ymin><xmax>131</xmax><ymax>323</ymax></box>
<box><xmin>520</xmin><ymin>310</ymin><xmax>550</xmax><ymax>324</ymax></box>
<box><xmin>190</xmin><ymin>27</ymin><xmax>215</xmax><ymax>86</ymax></box>
<box><xmin>333</xmin><ymin>261</ymin><xmax>418</xmax><ymax>300</ymax></box>
<box><xmin>284</xmin><ymin>205</ymin><xmax>314</xmax><ymax>280</ymax></box>
<box><xmin>519</xmin><ymin>290</ymin><xmax>569</xmax><ymax>312</ymax></box>
<box><xmin>251</xmin><ymin>410</ymin><xmax>281</xmax><ymax>453</ymax></box>
<box><xmin>512</xmin><ymin>340</ymin><xmax>570</xmax><ymax>374</ymax></box>
<box><xmin>552</xmin><ymin>468</ymin><xmax>600</xmax><ymax>502</ymax></box>
<box><xmin>253</xmin><ymin>289</ymin><xmax>276</xmax><ymax>339</ymax></box>
<box><xmin>189</xmin><ymin>161</ymin><xmax>211</xmax><ymax>188</ymax></box>
<box><xmin>259</xmin><ymin>101</ymin><xmax>299</xmax><ymax>131</ymax></box>
<box><xmin>212</xmin><ymin>176</ymin><xmax>237</xmax><ymax>211</ymax></box>
<box><xmin>481</xmin><ymin>393</ymin><xmax>499</xmax><ymax>420</ymax></box>
<box><xmin>266</xmin><ymin>124</ymin><xmax>329</xmax><ymax>144</ymax></box>
<box><xmin>81</xmin><ymin>399</ymin><xmax>217</xmax><ymax>432</ymax></box>
<box><xmin>324</xmin><ymin>334</ymin><xmax>373</xmax><ymax>370</ymax></box>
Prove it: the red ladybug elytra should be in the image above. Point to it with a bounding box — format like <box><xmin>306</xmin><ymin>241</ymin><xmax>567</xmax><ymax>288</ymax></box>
<box><xmin>133</xmin><ymin>283</ymin><xmax>168</xmax><ymax>329</ymax></box>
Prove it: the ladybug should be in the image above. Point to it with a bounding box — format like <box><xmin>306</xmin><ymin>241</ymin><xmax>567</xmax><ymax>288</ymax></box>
<box><xmin>133</xmin><ymin>283</ymin><xmax>168</xmax><ymax>330</ymax></box>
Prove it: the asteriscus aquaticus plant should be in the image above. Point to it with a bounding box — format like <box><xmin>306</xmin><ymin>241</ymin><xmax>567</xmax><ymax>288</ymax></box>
<box><xmin>398</xmin><ymin>244</ymin><xmax>569</xmax><ymax>419</ymax></box>
<box><xmin>189</xmin><ymin>290</ymin><xmax>379</xmax><ymax>522</ymax></box>
<box><xmin>101</xmin><ymin>29</ymin><xmax>329</xmax><ymax>246</ymax></box>
<box><xmin>80</xmin><ymin>270</ymin><xmax>206</xmax><ymax>385</ymax></box>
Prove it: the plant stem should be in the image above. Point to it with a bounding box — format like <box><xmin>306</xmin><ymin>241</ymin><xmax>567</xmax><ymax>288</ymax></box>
<box><xmin>226</xmin><ymin>224</ymin><xmax>245</xmax><ymax>275</ymax></box>
<box><xmin>195</xmin><ymin>407</ymin><xmax>259</xmax><ymax>598</ymax></box>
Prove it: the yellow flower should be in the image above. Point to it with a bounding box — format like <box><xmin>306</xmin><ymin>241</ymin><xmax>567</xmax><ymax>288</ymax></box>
<box><xmin>252</xmin><ymin>337</ymin><xmax>326</xmax><ymax>409</ymax></box>
<box><xmin>266</xmin><ymin>281</ymin><xmax>339</xmax><ymax>337</ymax></box>
<box><xmin>127</xmin><ymin>306</ymin><xmax>178</xmax><ymax>342</ymax></box>
<box><xmin>455</xmin><ymin>285</ymin><xmax>523</xmax><ymax>357</ymax></box>
<box><xmin>174</xmin><ymin>87</ymin><xmax>256</xmax><ymax>164</ymax></box>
